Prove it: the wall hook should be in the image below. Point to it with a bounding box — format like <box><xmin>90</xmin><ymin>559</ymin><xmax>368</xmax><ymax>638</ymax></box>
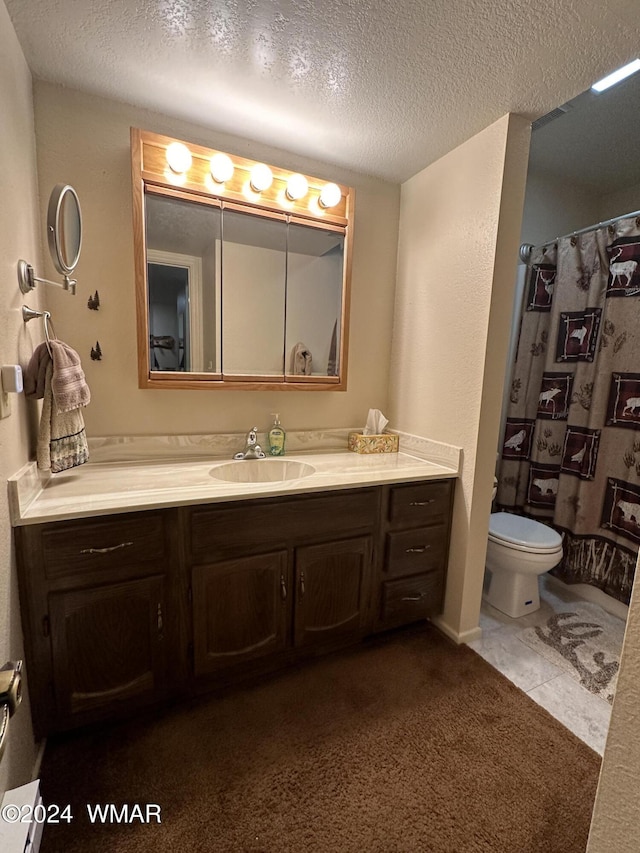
<box><xmin>90</xmin><ymin>341</ymin><xmax>102</xmax><ymax>361</ymax></box>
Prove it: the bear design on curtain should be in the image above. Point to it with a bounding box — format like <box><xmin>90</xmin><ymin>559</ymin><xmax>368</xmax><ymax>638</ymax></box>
<box><xmin>496</xmin><ymin>215</ymin><xmax>640</xmax><ymax>605</ymax></box>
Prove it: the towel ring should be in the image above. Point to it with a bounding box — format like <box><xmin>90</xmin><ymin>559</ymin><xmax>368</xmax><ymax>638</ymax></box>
<box><xmin>43</xmin><ymin>313</ymin><xmax>57</xmax><ymax>350</ymax></box>
<box><xmin>22</xmin><ymin>305</ymin><xmax>57</xmax><ymax>358</ymax></box>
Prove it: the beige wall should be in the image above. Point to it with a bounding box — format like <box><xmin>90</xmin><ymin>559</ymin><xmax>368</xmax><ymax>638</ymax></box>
<box><xmin>0</xmin><ymin>2</ymin><xmax>42</xmax><ymax>793</ymax></box>
<box><xmin>32</xmin><ymin>82</ymin><xmax>400</xmax><ymax>437</ymax></box>
<box><xmin>389</xmin><ymin>114</ymin><xmax>531</xmax><ymax>641</ymax></box>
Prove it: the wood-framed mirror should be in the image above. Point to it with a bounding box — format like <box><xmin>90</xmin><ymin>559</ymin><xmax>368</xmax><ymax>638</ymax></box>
<box><xmin>131</xmin><ymin>128</ymin><xmax>354</xmax><ymax>390</ymax></box>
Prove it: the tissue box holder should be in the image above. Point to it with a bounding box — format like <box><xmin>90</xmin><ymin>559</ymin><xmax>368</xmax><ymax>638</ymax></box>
<box><xmin>348</xmin><ymin>433</ymin><xmax>399</xmax><ymax>454</ymax></box>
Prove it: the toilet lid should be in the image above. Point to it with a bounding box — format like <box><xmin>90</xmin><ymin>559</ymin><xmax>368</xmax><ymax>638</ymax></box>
<box><xmin>489</xmin><ymin>512</ymin><xmax>562</xmax><ymax>553</ymax></box>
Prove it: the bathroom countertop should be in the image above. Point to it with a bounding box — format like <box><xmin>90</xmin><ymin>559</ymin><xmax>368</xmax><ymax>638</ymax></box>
<box><xmin>8</xmin><ymin>430</ymin><xmax>461</xmax><ymax>526</ymax></box>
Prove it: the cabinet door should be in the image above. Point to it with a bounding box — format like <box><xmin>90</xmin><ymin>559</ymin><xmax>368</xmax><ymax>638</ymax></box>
<box><xmin>192</xmin><ymin>551</ymin><xmax>289</xmax><ymax>676</ymax></box>
<box><xmin>294</xmin><ymin>536</ymin><xmax>372</xmax><ymax>649</ymax></box>
<box><xmin>49</xmin><ymin>576</ymin><xmax>166</xmax><ymax>722</ymax></box>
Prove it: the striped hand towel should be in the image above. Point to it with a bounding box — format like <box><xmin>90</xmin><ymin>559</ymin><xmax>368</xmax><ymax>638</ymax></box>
<box><xmin>24</xmin><ymin>341</ymin><xmax>90</xmax><ymax>473</ymax></box>
<box><xmin>48</xmin><ymin>340</ymin><xmax>91</xmax><ymax>412</ymax></box>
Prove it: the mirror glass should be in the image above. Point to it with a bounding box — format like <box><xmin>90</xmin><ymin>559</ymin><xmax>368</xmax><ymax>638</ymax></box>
<box><xmin>286</xmin><ymin>224</ymin><xmax>343</xmax><ymax>377</ymax></box>
<box><xmin>146</xmin><ymin>193</ymin><xmax>220</xmax><ymax>373</ymax></box>
<box><xmin>144</xmin><ymin>191</ymin><xmax>345</xmax><ymax>380</ymax></box>
<box><xmin>524</xmin><ymin>71</ymin><xmax>640</xmax><ymax>245</ymax></box>
<box><xmin>47</xmin><ymin>183</ymin><xmax>82</xmax><ymax>275</ymax></box>
<box><xmin>221</xmin><ymin>209</ymin><xmax>287</xmax><ymax>377</ymax></box>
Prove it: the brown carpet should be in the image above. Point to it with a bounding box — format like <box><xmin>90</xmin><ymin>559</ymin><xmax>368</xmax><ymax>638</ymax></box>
<box><xmin>39</xmin><ymin>624</ymin><xmax>600</xmax><ymax>853</ymax></box>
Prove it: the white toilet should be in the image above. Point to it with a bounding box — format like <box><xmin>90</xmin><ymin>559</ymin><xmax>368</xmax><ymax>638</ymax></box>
<box><xmin>484</xmin><ymin>482</ymin><xmax>563</xmax><ymax>618</ymax></box>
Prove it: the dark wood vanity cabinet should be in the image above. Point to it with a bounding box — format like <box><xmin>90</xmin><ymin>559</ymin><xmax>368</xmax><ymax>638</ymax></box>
<box><xmin>191</xmin><ymin>535</ymin><xmax>372</xmax><ymax>678</ymax></box>
<box><xmin>14</xmin><ymin>479</ymin><xmax>454</xmax><ymax>736</ymax></box>
<box><xmin>375</xmin><ymin>480</ymin><xmax>455</xmax><ymax>630</ymax></box>
<box><xmin>14</xmin><ymin>510</ymin><xmax>182</xmax><ymax>736</ymax></box>
<box><xmin>187</xmin><ymin>490</ymin><xmax>377</xmax><ymax>683</ymax></box>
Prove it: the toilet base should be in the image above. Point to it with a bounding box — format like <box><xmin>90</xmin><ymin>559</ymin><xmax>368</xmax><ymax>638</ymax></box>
<box><xmin>483</xmin><ymin>568</ymin><xmax>541</xmax><ymax>618</ymax></box>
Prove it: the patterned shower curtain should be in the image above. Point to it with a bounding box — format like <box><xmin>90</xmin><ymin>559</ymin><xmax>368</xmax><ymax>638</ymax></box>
<box><xmin>496</xmin><ymin>215</ymin><xmax>640</xmax><ymax>605</ymax></box>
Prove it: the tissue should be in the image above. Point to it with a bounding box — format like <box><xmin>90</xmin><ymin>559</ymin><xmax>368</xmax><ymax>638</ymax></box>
<box><xmin>348</xmin><ymin>409</ymin><xmax>398</xmax><ymax>454</ymax></box>
<box><xmin>363</xmin><ymin>408</ymin><xmax>389</xmax><ymax>435</ymax></box>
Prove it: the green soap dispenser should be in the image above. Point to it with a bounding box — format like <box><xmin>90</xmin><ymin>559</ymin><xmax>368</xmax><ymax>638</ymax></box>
<box><xmin>268</xmin><ymin>413</ymin><xmax>286</xmax><ymax>456</ymax></box>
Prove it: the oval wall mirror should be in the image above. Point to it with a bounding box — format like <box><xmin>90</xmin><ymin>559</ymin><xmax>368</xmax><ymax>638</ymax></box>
<box><xmin>17</xmin><ymin>183</ymin><xmax>83</xmax><ymax>296</ymax></box>
<box><xmin>47</xmin><ymin>183</ymin><xmax>82</xmax><ymax>275</ymax></box>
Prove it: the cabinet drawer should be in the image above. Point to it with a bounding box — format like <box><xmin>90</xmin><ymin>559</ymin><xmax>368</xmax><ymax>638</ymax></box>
<box><xmin>388</xmin><ymin>480</ymin><xmax>453</xmax><ymax>528</ymax></box>
<box><xmin>41</xmin><ymin>514</ymin><xmax>167</xmax><ymax>580</ymax></box>
<box><xmin>190</xmin><ymin>489</ymin><xmax>378</xmax><ymax>559</ymax></box>
<box><xmin>384</xmin><ymin>526</ymin><xmax>447</xmax><ymax>578</ymax></box>
<box><xmin>381</xmin><ymin>572</ymin><xmax>444</xmax><ymax>625</ymax></box>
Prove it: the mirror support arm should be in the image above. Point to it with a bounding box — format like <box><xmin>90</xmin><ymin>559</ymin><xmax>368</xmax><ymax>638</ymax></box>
<box><xmin>17</xmin><ymin>260</ymin><xmax>77</xmax><ymax>296</ymax></box>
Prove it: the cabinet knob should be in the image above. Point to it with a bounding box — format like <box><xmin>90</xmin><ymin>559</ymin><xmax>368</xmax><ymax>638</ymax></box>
<box><xmin>79</xmin><ymin>541</ymin><xmax>134</xmax><ymax>555</ymax></box>
<box><xmin>405</xmin><ymin>545</ymin><xmax>430</xmax><ymax>554</ymax></box>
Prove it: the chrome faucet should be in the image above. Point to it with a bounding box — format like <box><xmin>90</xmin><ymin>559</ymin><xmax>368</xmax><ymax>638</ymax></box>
<box><xmin>233</xmin><ymin>427</ymin><xmax>266</xmax><ymax>460</ymax></box>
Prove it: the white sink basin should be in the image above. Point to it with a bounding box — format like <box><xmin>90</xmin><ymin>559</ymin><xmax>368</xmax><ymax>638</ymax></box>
<box><xmin>210</xmin><ymin>459</ymin><xmax>316</xmax><ymax>483</ymax></box>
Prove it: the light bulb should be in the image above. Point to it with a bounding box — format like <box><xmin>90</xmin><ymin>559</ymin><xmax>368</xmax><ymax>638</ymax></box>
<box><xmin>166</xmin><ymin>142</ymin><xmax>192</xmax><ymax>174</ymax></box>
<box><xmin>210</xmin><ymin>153</ymin><xmax>234</xmax><ymax>183</ymax></box>
<box><xmin>319</xmin><ymin>182</ymin><xmax>342</xmax><ymax>209</ymax></box>
<box><xmin>250</xmin><ymin>163</ymin><xmax>273</xmax><ymax>192</ymax></box>
<box><xmin>286</xmin><ymin>173</ymin><xmax>309</xmax><ymax>201</ymax></box>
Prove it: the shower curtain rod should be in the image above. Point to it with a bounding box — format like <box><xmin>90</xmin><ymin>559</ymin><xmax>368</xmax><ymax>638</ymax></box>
<box><xmin>519</xmin><ymin>205</ymin><xmax>640</xmax><ymax>264</ymax></box>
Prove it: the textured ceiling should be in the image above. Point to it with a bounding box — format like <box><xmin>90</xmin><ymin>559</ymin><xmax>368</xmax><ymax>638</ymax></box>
<box><xmin>5</xmin><ymin>0</ymin><xmax>640</xmax><ymax>183</ymax></box>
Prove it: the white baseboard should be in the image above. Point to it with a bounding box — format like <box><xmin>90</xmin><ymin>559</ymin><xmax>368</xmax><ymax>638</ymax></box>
<box><xmin>431</xmin><ymin>615</ymin><xmax>483</xmax><ymax>645</ymax></box>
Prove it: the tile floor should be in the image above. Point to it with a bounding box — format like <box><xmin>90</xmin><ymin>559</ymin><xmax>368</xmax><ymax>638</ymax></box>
<box><xmin>468</xmin><ymin>575</ymin><xmax>626</xmax><ymax>755</ymax></box>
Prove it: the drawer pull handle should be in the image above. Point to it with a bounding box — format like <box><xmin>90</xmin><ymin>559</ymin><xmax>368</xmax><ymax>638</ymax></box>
<box><xmin>405</xmin><ymin>546</ymin><xmax>430</xmax><ymax>554</ymax></box>
<box><xmin>409</xmin><ymin>500</ymin><xmax>435</xmax><ymax>506</ymax></box>
<box><xmin>300</xmin><ymin>571</ymin><xmax>305</xmax><ymax>598</ymax></box>
<box><xmin>401</xmin><ymin>593</ymin><xmax>426</xmax><ymax>602</ymax></box>
<box><xmin>80</xmin><ymin>541</ymin><xmax>134</xmax><ymax>555</ymax></box>
<box><xmin>280</xmin><ymin>575</ymin><xmax>287</xmax><ymax>601</ymax></box>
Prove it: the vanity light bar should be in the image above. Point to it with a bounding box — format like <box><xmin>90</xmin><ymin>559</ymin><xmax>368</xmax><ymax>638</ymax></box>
<box><xmin>148</xmin><ymin>130</ymin><xmax>348</xmax><ymax>218</ymax></box>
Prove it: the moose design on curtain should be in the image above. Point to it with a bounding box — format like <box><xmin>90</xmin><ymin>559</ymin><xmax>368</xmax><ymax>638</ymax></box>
<box><xmin>497</xmin><ymin>216</ymin><xmax>640</xmax><ymax>605</ymax></box>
